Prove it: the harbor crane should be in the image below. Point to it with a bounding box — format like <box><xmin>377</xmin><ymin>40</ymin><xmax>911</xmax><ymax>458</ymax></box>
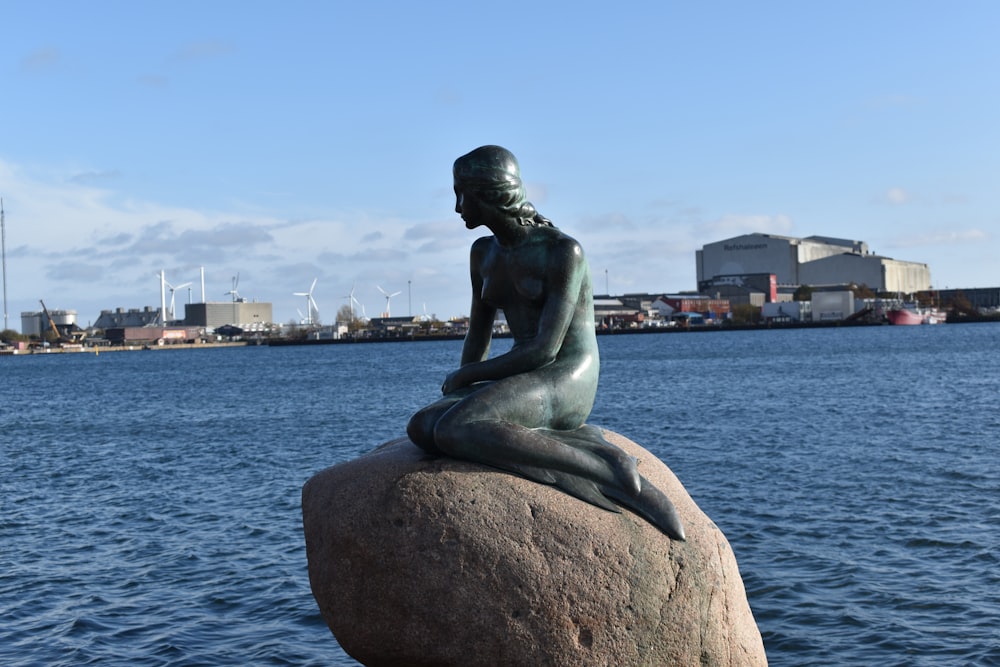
<box><xmin>38</xmin><ymin>299</ymin><xmax>80</xmax><ymax>345</ymax></box>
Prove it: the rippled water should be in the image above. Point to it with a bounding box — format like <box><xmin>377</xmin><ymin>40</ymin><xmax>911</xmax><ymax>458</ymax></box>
<box><xmin>2</xmin><ymin>324</ymin><xmax>998</xmax><ymax>666</ymax></box>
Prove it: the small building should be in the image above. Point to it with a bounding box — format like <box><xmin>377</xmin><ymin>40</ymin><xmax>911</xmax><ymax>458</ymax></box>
<box><xmin>762</xmin><ymin>301</ymin><xmax>810</xmax><ymax>322</ymax></box>
<box><xmin>698</xmin><ymin>273</ymin><xmax>778</xmax><ymax>303</ymax></box>
<box><xmin>593</xmin><ymin>298</ymin><xmax>642</xmax><ymax>328</ymax></box>
<box><xmin>811</xmin><ymin>291</ymin><xmax>855</xmax><ymax>322</ymax></box>
<box><xmin>104</xmin><ymin>326</ymin><xmax>202</xmax><ymax>345</ymax></box>
<box><xmin>613</xmin><ymin>293</ymin><xmax>663</xmax><ymax>313</ymax></box>
<box><xmin>653</xmin><ymin>295</ymin><xmax>730</xmax><ymax>320</ymax></box>
<box><xmin>671</xmin><ymin>312</ymin><xmax>707</xmax><ymax>326</ymax></box>
<box><xmin>367</xmin><ymin>316</ymin><xmax>420</xmax><ymax>334</ymax></box>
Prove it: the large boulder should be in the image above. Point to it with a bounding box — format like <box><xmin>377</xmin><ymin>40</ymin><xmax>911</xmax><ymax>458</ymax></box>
<box><xmin>302</xmin><ymin>431</ymin><xmax>766</xmax><ymax>667</ymax></box>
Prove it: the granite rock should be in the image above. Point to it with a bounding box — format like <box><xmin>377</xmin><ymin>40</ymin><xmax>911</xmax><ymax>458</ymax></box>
<box><xmin>302</xmin><ymin>431</ymin><xmax>767</xmax><ymax>666</ymax></box>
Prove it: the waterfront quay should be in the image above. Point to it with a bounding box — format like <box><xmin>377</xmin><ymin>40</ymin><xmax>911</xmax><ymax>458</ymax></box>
<box><xmin>5</xmin><ymin>308</ymin><xmax>999</xmax><ymax>356</ymax></box>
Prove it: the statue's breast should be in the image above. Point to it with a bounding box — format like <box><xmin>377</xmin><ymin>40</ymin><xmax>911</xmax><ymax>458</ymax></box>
<box><xmin>480</xmin><ymin>243</ymin><xmax>547</xmax><ymax>308</ymax></box>
<box><xmin>482</xmin><ymin>275</ymin><xmax>543</xmax><ymax>307</ymax></box>
<box><xmin>515</xmin><ymin>274</ymin><xmax>544</xmax><ymax>302</ymax></box>
<box><xmin>480</xmin><ymin>275</ymin><xmax>503</xmax><ymax>306</ymax></box>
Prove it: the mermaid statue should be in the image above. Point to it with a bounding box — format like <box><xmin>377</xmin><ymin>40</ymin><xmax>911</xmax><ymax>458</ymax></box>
<box><xmin>406</xmin><ymin>145</ymin><xmax>684</xmax><ymax>540</ymax></box>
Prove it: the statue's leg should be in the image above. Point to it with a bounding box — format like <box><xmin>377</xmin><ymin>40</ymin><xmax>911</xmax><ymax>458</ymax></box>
<box><xmin>428</xmin><ymin>377</ymin><xmax>684</xmax><ymax>539</ymax></box>
<box><xmin>406</xmin><ymin>396</ymin><xmax>462</xmax><ymax>455</ymax></box>
<box><xmin>601</xmin><ymin>476</ymin><xmax>686</xmax><ymax>541</ymax></box>
<box><xmin>539</xmin><ymin>425</ymin><xmax>641</xmax><ymax>495</ymax></box>
<box><xmin>431</xmin><ymin>377</ymin><xmax>636</xmax><ymax>495</ymax></box>
<box><xmin>435</xmin><ymin>416</ymin><xmax>627</xmax><ymax>489</ymax></box>
<box><xmin>434</xmin><ymin>413</ymin><xmax>684</xmax><ymax>539</ymax></box>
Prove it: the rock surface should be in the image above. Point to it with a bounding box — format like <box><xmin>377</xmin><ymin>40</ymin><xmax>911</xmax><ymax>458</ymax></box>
<box><xmin>302</xmin><ymin>431</ymin><xmax>767</xmax><ymax>667</ymax></box>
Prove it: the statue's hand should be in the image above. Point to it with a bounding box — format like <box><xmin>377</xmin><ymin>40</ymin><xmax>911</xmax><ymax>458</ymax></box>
<box><xmin>441</xmin><ymin>369</ymin><xmax>464</xmax><ymax>395</ymax></box>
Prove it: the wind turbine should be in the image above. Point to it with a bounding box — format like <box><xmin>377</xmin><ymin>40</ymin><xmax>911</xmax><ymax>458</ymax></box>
<box><xmin>346</xmin><ymin>291</ymin><xmax>365</xmax><ymax>326</ymax></box>
<box><xmin>294</xmin><ymin>278</ymin><xmax>319</xmax><ymax>325</ymax></box>
<box><xmin>165</xmin><ymin>280</ymin><xmax>192</xmax><ymax>321</ymax></box>
<box><xmin>220</xmin><ymin>273</ymin><xmax>244</xmax><ymax>327</ymax></box>
<box><xmin>377</xmin><ymin>285</ymin><xmax>402</xmax><ymax>318</ymax></box>
<box><xmin>341</xmin><ymin>283</ymin><xmax>358</xmax><ymax>321</ymax></box>
<box><xmin>226</xmin><ymin>274</ymin><xmax>242</xmax><ymax>302</ymax></box>
<box><xmin>159</xmin><ymin>270</ymin><xmax>168</xmax><ymax>324</ymax></box>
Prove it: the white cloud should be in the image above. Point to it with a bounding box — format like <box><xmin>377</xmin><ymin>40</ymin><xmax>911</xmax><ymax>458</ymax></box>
<box><xmin>173</xmin><ymin>40</ymin><xmax>235</xmax><ymax>62</ymax></box>
<box><xmin>20</xmin><ymin>47</ymin><xmax>60</xmax><ymax>72</ymax></box>
<box><xmin>0</xmin><ymin>157</ymin><xmax>438</xmax><ymax>327</ymax></box>
<box><xmin>575</xmin><ymin>212</ymin><xmax>635</xmax><ymax>233</ymax></box>
<box><xmin>69</xmin><ymin>170</ymin><xmax>122</xmax><ymax>185</ymax></box>
<box><xmin>699</xmin><ymin>214</ymin><xmax>793</xmax><ymax>239</ymax></box>
<box><xmin>889</xmin><ymin>228</ymin><xmax>989</xmax><ymax>248</ymax></box>
<box><xmin>885</xmin><ymin>187</ymin><xmax>911</xmax><ymax>205</ymax></box>
<box><xmin>137</xmin><ymin>74</ymin><xmax>169</xmax><ymax>89</ymax></box>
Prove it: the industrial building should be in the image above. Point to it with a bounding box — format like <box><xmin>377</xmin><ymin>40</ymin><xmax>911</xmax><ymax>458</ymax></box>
<box><xmin>934</xmin><ymin>287</ymin><xmax>1000</xmax><ymax>312</ymax></box>
<box><xmin>93</xmin><ymin>307</ymin><xmax>162</xmax><ymax>330</ymax></box>
<box><xmin>91</xmin><ymin>301</ymin><xmax>274</xmax><ymax>337</ymax></box>
<box><xmin>182</xmin><ymin>301</ymin><xmax>273</xmax><ymax>331</ymax></box>
<box><xmin>593</xmin><ymin>297</ymin><xmax>645</xmax><ymax>327</ymax></box>
<box><xmin>21</xmin><ymin>308</ymin><xmax>78</xmax><ymax>337</ymax></box>
<box><xmin>696</xmin><ymin>233</ymin><xmax>931</xmax><ymax>295</ymax></box>
<box><xmin>653</xmin><ymin>295</ymin><xmax>731</xmax><ymax>320</ymax></box>
<box><xmin>102</xmin><ymin>326</ymin><xmax>203</xmax><ymax>345</ymax></box>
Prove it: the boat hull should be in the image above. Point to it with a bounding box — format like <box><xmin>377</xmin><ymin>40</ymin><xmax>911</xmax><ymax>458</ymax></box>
<box><xmin>887</xmin><ymin>308</ymin><xmax>946</xmax><ymax>325</ymax></box>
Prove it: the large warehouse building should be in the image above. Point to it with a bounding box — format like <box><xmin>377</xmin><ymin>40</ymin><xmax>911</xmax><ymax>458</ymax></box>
<box><xmin>696</xmin><ymin>233</ymin><xmax>931</xmax><ymax>294</ymax></box>
<box><xmin>183</xmin><ymin>301</ymin><xmax>273</xmax><ymax>331</ymax></box>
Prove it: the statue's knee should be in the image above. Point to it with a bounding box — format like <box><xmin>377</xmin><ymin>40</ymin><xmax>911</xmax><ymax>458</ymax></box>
<box><xmin>431</xmin><ymin>421</ymin><xmax>457</xmax><ymax>456</ymax></box>
<box><xmin>406</xmin><ymin>413</ymin><xmax>434</xmax><ymax>450</ymax></box>
<box><xmin>432</xmin><ymin>418</ymin><xmax>476</xmax><ymax>459</ymax></box>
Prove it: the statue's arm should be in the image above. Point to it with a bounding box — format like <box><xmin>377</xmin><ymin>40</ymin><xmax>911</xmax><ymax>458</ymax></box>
<box><xmin>517</xmin><ymin>238</ymin><xmax>587</xmax><ymax>363</ymax></box>
<box><xmin>461</xmin><ymin>291</ymin><xmax>495</xmax><ymax>366</ymax></box>
<box><xmin>461</xmin><ymin>237</ymin><xmax>495</xmax><ymax>365</ymax></box>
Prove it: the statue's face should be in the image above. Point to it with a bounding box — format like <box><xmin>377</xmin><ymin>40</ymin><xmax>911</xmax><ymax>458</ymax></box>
<box><xmin>454</xmin><ymin>185</ymin><xmax>490</xmax><ymax>230</ymax></box>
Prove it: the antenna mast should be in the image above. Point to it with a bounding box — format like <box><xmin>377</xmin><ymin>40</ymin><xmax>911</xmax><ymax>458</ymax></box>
<box><xmin>1</xmin><ymin>198</ymin><xmax>8</xmax><ymax>332</ymax></box>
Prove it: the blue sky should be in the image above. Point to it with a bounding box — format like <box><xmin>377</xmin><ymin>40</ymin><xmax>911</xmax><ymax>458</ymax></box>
<box><xmin>2</xmin><ymin>1</ymin><xmax>997</xmax><ymax>330</ymax></box>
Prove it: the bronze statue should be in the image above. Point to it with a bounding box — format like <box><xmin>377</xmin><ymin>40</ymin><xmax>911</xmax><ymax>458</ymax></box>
<box><xmin>407</xmin><ymin>146</ymin><xmax>684</xmax><ymax>540</ymax></box>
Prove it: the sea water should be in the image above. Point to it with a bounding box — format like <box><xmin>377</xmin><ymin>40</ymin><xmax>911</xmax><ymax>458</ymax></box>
<box><xmin>2</xmin><ymin>323</ymin><xmax>998</xmax><ymax>666</ymax></box>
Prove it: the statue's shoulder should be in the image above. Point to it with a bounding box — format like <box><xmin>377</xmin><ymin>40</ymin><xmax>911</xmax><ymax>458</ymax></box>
<box><xmin>469</xmin><ymin>235</ymin><xmax>494</xmax><ymax>261</ymax></box>
<box><xmin>470</xmin><ymin>235</ymin><xmax>494</xmax><ymax>252</ymax></box>
<box><xmin>549</xmin><ymin>230</ymin><xmax>586</xmax><ymax>262</ymax></box>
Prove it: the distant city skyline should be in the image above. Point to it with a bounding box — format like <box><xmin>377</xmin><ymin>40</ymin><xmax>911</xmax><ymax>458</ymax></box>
<box><xmin>2</xmin><ymin>2</ymin><xmax>997</xmax><ymax>331</ymax></box>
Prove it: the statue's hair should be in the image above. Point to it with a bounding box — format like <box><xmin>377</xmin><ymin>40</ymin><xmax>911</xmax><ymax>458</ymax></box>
<box><xmin>454</xmin><ymin>145</ymin><xmax>554</xmax><ymax>228</ymax></box>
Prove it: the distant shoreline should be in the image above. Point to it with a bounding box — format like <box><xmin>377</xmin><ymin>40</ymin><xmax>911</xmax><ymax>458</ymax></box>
<box><xmin>5</xmin><ymin>315</ymin><xmax>997</xmax><ymax>356</ymax></box>
<box><xmin>267</xmin><ymin>315</ymin><xmax>999</xmax><ymax>347</ymax></box>
<box><xmin>0</xmin><ymin>341</ymin><xmax>250</xmax><ymax>356</ymax></box>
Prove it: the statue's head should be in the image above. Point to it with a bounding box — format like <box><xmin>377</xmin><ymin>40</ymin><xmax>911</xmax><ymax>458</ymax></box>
<box><xmin>453</xmin><ymin>146</ymin><xmax>551</xmax><ymax>227</ymax></box>
<box><xmin>454</xmin><ymin>143</ymin><xmax>522</xmax><ymax>185</ymax></box>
